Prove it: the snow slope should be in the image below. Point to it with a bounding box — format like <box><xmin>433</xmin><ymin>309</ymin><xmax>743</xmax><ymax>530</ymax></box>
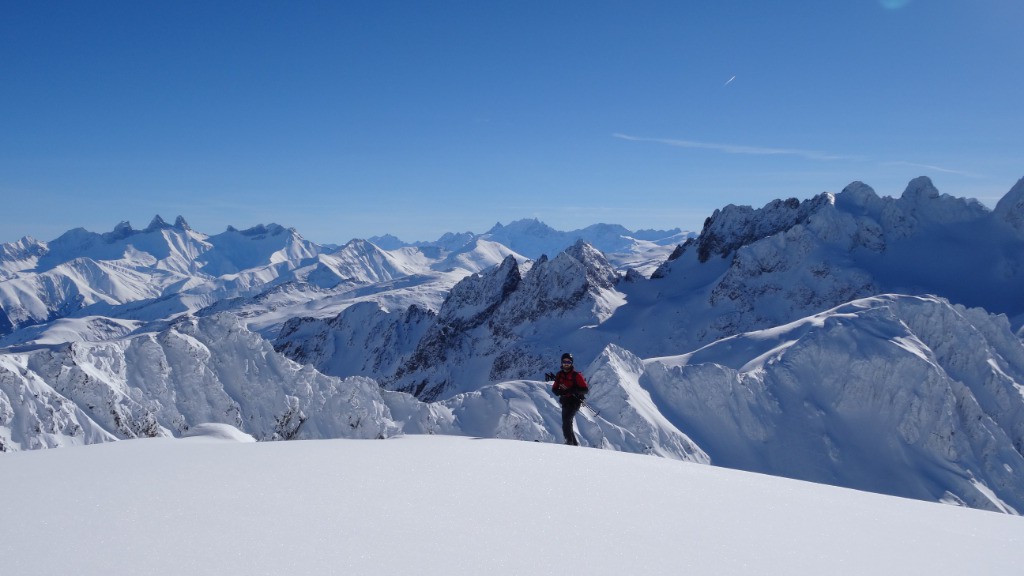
<box><xmin>0</xmin><ymin>312</ymin><xmax>709</xmax><ymax>463</ymax></box>
<box><xmin>0</xmin><ymin>313</ymin><xmax>401</xmax><ymax>451</ymax></box>
<box><xmin>636</xmin><ymin>294</ymin><xmax>1024</xmax><ymax>513</ymax></box>
<box><xmin>1</xmin><ymin>434</ymin><xmax>1021</xmax><ymax>576</ymax></box>
<box><xmin>7</xmin><ymin>293</ymin><xmax>1021</xmax><ymax>514</ymax></box>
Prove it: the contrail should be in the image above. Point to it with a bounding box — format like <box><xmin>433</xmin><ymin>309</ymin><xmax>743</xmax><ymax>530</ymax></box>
<box><xmin>613</xmin><ymin>133</ymin><xmax>851</xmax><ymax>161</ymax></box>
<box><xmin>883</xmin><ymin>161</ymin><xmax>983</xmax><ymax>178</ymax></box>
<box><xmin>724</xmin><ymin>75</ymin><xmax>736</xmax><ymax>86</ymax></box>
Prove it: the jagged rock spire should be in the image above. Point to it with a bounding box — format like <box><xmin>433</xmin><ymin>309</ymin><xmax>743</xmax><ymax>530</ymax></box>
<box><xmin>109</xmin><ymin>220</ymin><xmax>134</xmax><ymax>240</ymax></box>
<box><xmin>145</xmin><ymin>215</ymin><xmax>170</xmax><ymax>232</ymax></box>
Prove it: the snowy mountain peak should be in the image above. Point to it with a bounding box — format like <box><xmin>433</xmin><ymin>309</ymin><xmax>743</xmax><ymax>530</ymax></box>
<box><xmin>436</xmin><ymin>255</ymin><xmax>521</xmax><ymax>328</ymax></box>
<box><xmin>428</xmin><ymin>231</ymin><xmax>476</xmax><ymax>251</ymax></box>
<box><xmin>314</xmin><ymin>237</ymin><xmax>418</xmax><ymax>285</ymax></box>
<box><xmin>565</xmin><ymin>237</ymin><xmax>607</xmax><ymax>262</ymax></box>
<box><xmin>200</xmin><ymin>224</ymin><xmax>318</xmax><ymax>275</ymax></box>
<box><xmin>0</xmin><ymin>236</ymin><xmax>47</xmax><ymax>266</ymax></box>
<box><xmin>340</xmin><ymin>238</ymin><xmax>376</xmax><ymax>252</ymax></box>
<box><xmin>586</xmin><ymin>343</ymin><xmax>709</xmax><ymax>460</ymax></box>
<box><xmin>145</xmin><ymin>215</ymin><xmax>171</xmax><ymax>232</ymax></box>
<box><xmin>483</xmin><ymin>219</ymin><xmax>561</xmax><ymax>257</ymax></box>
<box><xmin>641</xmin><ymin>176</ymin><xmax>1024</xmax><ymax>356</ymax></box>
<box><xmin>562</xmin><ymin>238</ymin><xmax>619</xmax><ymax>290</ymax></box>
<box><xmin>693</xmin><ymin>193</ymin><xmax>832</xmax><ymax>263</ymax></box>
<box><xmin>108</xmin><ymin>220</ymin><xmax>135</xmax><ymax>241</ymax></box>
<box><xmin>366</xmin><ymin>233</ymin><xmax>406</xmax><ymax>250</ymax></box>
<box><xmin>51</xmin><ymin>216</ymin><xmax>199</xmax><ymax>250</ymax></box>
<box><xmin>900</xmin><ymin>175</ymin><xmax>940</xmax><ymax>202</ymax></box>
<box><xmin>364</xmin><ymin>218</ymin><xmax>688</xmax><ymax>265</ymax></box>
<box><xmin>994</xmin><ymin>176</ymin><xmax>1024</xmax><ymax>233</ymax></box>
<box><xmin>367</xmin><ymin>241</ymin><xmax>626</xmax><ymax>400</ymax></box>
<box><xmin>837</xmin><ymin>180</ymin><xmax>880</xmax><ymax>209</ymax></box>
<box><xmin>892</xmin><ymin>175</ymin><xmax>990</xmax><ymax>228</ymax></box>
<box><xmin>140</xmin><ymin>215</ymin><xmax>191</xmax><ymax>233</ymax></box>
<box><xmin>479</xmin><ymin>218</ymin><xmax>687</xmax><ymax>260</ymax></box>
<box><xmin>237</xmin><ymin>223</ymin><xmax>287</xmax><ymax>238</ymax></box>
<box><xmin>486</xmin><ymin>218</ymin><xmax>553</xmax><ymax>236</ymax></box>
<box><xmin>223</xmin><ymin>223</ymin><xmax>289</xmax><ymax>237</ymax></box>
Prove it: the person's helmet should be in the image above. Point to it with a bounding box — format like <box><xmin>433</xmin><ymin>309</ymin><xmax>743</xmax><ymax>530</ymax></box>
<box><xmin>561</xmin><ymin>352</ymin><xmax>573</xmax><ymax>363</ymax></box>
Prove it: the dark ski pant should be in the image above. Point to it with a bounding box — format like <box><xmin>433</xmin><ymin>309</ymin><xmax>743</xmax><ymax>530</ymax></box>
<box><xmin>560</xmin><ymin>397</ymin><xmax>582</xmax><ymax>445</ymax></box>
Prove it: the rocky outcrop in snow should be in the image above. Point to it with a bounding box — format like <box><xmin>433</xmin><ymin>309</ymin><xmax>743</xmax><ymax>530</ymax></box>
<box><xmin>275</xmin><ymin>301</ymin><xmax>436</xmax><ymax>379</ymax></box>
<box><xmin>994</xmin><ymin>177</ymin><xmax>1024</xmax><ymax>234</ymax></box>
<box><xmin>274</xmin><ymin>242</ymin><xmax>622</xmax><ymax>400</ymax></box>
<box><xmin>284</xmin><ymin>241</ymin><xmax>627</xmax><ymax>401</ymax></box>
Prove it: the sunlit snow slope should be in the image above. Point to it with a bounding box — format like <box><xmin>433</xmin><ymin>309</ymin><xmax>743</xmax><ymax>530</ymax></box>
<box><xmin>1</xmin><ymin>434</ymin><xmax>1021</xmax><ymax>576</ymax></box>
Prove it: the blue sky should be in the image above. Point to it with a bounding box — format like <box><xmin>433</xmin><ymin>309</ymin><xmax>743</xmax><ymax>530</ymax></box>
<box><xmin>2</xmin><ymin>0</ymin><xmax>1022</xmax><ymax>244</ymax></box>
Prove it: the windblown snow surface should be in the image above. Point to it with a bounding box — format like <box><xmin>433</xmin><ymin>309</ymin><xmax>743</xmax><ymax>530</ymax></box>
<box><xmin>2</xmin><ymin>432</ymin><xmax>1021</xmax><ymax>576</ymax></box>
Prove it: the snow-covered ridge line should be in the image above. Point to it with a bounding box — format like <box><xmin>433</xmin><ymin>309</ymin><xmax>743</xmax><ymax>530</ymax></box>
<box><xmin>0</xmin><ymin>311</ymin><xmax>710</xmax><ymax>466</ymax></box>
<box><xmin>3</xmin><ymin>176</ymin><xmax>1024</xmax><ymax>516</ymax></box>
<box><xmin>0</xmin><ymin>215</ymin><xmax>681</xmax><ymax>338</ymax></box>
<box><xmin>637</xmin><ymin>294</ymin><xmax>1024</xmax><ymax>513</ymax></box>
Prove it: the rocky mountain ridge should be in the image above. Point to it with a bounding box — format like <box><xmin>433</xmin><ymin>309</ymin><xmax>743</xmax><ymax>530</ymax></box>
<box><xmin>0</xmin><ymin>217</ymin><xmax>681</xmax><ymax>339</ymax></box>
<box><xmin>3</xmin><ymin>176</ymin><xmax>1024</xmax><ymax>514</ymax></box>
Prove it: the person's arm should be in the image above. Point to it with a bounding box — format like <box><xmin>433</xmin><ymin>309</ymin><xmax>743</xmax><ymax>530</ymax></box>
<box><xmin>574</xmin><ymin>372</ymin><xmax>589</xmax><ymax>396</ymax></box>
<box><xmin>551</xmin><ymin>373</ymin><xmax>567</xmax><ymax>396</ymax></box>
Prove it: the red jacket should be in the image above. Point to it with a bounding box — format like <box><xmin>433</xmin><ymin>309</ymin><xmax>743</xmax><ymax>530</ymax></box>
<box><xmin>552</xmin><ymin>369</ymin><xmax>588</xmax><ymax>403</ymax></box>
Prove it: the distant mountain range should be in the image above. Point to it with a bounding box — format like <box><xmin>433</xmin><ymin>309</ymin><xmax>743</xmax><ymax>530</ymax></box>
<box><xmin>2</xmin><ymin>175</ymin><xmax>1024</xmax><ymax>514</ymax></box>
<box><xmin>0</xmin><ymin>216</ymin><xmax>685</xmax><ymax>340</ymax></box>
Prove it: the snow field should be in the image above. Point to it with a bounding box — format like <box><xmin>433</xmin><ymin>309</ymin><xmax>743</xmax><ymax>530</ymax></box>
<box><xmin>2</xmin><ymin>433</ymin><xmax>1022</xmax><ymax>576</ymax></box>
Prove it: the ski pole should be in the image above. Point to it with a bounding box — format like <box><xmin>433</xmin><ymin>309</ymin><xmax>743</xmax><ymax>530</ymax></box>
<box><xmin>581</xmin><ymin>399</ymin><xmax>600</xmax><ymax>417</ymax></box>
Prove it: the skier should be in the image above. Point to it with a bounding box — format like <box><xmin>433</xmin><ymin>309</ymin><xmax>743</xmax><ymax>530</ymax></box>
<box><xmin>547</xmin><ymin>352</ymin><xmax>589</xmax><ymax>445</ymax></box>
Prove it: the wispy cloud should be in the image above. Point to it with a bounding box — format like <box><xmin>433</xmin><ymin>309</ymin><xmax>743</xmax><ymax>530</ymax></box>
<box><xmin>882</xmin><ymin>161</ymin><xmax>983</xmax><ymax>179</ymax></box>
<box><xmin>613</xmin><ymin>133</ymin><xmax>853</xmax><ymax>161</ymax></box>
<box><xmin>611</xmin><ymin>134</ymin><xmax>991</xmax><ymax>181</ymax></box>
